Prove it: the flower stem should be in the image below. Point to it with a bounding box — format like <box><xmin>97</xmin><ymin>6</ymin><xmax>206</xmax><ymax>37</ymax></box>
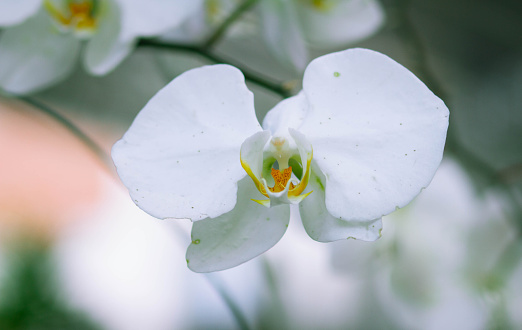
<box><xmin>391</xmin><ymin>0</ymin><xmax>447</xmax><ymax>101</ymax></box>
<box><xmin>204</xmin><ymin>274</ymin><xmax>251</xmax><ymax>330</ymax></box>
<box><xmin>138</xmin><ymin>39</ymin><xmax>292</xmax><ymax>98</ymax></box>
<box><xmin>17</xmin><ymin>96</ymin><xmax>113</xmax><ymax>172</ymax></box>
<box><xmin>203</xmin><ymin>0</ymin><xmax>260</xmax><ymax>50</ymax></box>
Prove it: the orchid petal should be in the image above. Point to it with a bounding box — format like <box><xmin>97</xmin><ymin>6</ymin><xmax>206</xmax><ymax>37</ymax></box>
<box><xmin>287</xmin><ymin>128</ymin><xmax>312</xmax><ymax>196</ymax></box>
<box><xmin>300</xmin><ymin>169</ymin><xmax>382</xmax><ymax>242</ymax></box>
<box><xmin>298</xmin><ymin>48</ymin><xmax>449</xmax><ymax>221</ymax></box>
<box><xmin>295</xmin><ymin>0</ymin><xmax>384</xmax><ymax>48</ymax></box>
<box><xmin>240</xmin><ymin>130</ymin><xmax>271</xmax><ymax>195</ymax></box>
<box><xmin>262</xmin><ymin>92</ymin><xmax>308</xmax><ymax>137</ymax></box>
<box><xmin>0</xmin><ymin>10</ymin><xmax>80</xmax><ymax>94</ymax></box>
<box><xmin>0</xmin><ymin>0</ymin><xmax>42</xmax><ymax>27</ymax></box>
<box><xmin>115</xmin><ymin>0</ymin><xmax>203</xmax><ymax>40</ymax></box>
<box><xmin>259</xmin><ymin>0</ymin><xmax>308</xmax><ymax>72</ymax></box>
<box><xmin>186</xmin><ymin>177</ymin><xmax>290</xmax><ymax>272</ymax></box>
<box><xmin>112</xmin><ymin>65</ymin><xmax>261</xmax><ymax>221</ymax></box>
<box><xmin>83</xmin><ymin>0</ymin><xmax>125</xmax><ymax>75</ymax></box>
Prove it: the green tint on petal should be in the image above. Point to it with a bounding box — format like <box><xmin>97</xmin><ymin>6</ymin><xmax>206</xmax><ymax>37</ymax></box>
<box><xmin>300</xmin><ymin>169</ymin><xmax>382</xmax><ymax>242</ymax></box>
<box><xmin>186</xmin><ymin>177</ymin><xmax>290</xmax><ymax>272</ymax></box>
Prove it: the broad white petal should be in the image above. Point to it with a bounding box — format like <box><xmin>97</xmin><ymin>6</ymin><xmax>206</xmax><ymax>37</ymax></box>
<box><xmin>259</xmin><ymin>0</ymin><xmax>308</xmax><ymax>72</ymax></box>
<box><xmin>0</xmin><ymin>0</ymin><xmax>42</xmax><ymax>26</ymax></box>
<box><xmin>186</xmin><ymin>177</ymin><xmax>290</xmax><ymax>272</ymax></box>
<box><xmin>299</xmin><ymin>48</ymin><xmax>449</xmax><ymax>221</ymax></box>
<box><xmin>300</xmin><ymin>169</ymin><xmax>382</xmax><ymax>242</ymax></box>
<box><xmin>83</xmin><ymin>0</ymin><xmax>125</xmax><ymax>75</ymax></box>
<box><xmin>115</xmin><ymin>0</ymin><xmax>203</xmax><ymax>40</ymax></box>
<box><xmin>112</xmin><ymin>65</ymin><xmax>262</xmax><ymax>221</ymax></box>
<box><xmin>295</xmin><ymin>0</ymin><xmax>384</xmax><ymax>48</ymax></box>
<box><xmin>262</xmin><ymin>92</ymin><xmax>308</xmax><ymax>137</ymax></box>
<box><xmin>0</xmin><ymin>10</ymin><xmax>80</xmax><ymax>94</ymax></box>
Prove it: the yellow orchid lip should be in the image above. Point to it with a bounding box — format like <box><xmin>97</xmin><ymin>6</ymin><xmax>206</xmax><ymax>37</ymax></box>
<box><xmin>240</xmin><ymin>132</ymin><xmax>313</xmax><ymax>207</ymax></box>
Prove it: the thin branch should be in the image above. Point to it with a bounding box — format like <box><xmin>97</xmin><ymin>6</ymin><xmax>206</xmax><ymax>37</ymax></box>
<box><xmin>204</xmin><ymin>274</ymin><xmax>251</xmax><ymax>330</ymax></box>
<box><xmin>203</xmin><ymin>0</ymin><xmax>260</xmax><ymax>50</ymax></box>
<box><xmin>18</xmin><ymin>96</ymin><xmax>113</xmax><ymax>172</ymax></box>
<box><xmin>392</xmin><ymin>0</ymin><xmax>448</xmax><ymax>101</ymax></box>
<box><xmin>138</xmin><ymin>39</ymin><xmax>293</xmax><ymax>98</ymax></box>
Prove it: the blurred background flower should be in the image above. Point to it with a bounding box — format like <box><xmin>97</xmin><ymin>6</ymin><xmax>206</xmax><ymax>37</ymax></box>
<box><xmin>0</xmin><ymin>0</ymin><xmax>521</xmax><ymax>328</ymax></box>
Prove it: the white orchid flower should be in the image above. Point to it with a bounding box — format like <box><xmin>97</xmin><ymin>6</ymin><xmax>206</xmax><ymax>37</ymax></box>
<box><xmin>112</xmin><ymin>48</ymin><xmax>449</xmax><ymax>272</ymax></box>
<box><xmin>0</xmin><ymin>0</ymin><xmax>202</xmax><ymax>94</ymax></box>
<box><xmin>260</xmin><ymin>0</ymin><xmax>385</xmax><ymax>71</ymax></box>
<box><xmin>160</xmin><ymin>0</ymin><xmax>252</xmax><ymax>44</ymax></box>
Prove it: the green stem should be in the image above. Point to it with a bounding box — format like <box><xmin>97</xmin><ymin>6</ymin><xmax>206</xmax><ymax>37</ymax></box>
<box><xmin>204</xmin><ymin>274</ymin><xmax>251</xmax><ymax>330</ymax></box>
<box><xmin>18</xmin><ymin>96</ymin><xmax>113</xmax><ymax>172</ymax></box>
<box><xmin>138</xmin><ymin>39</ymin><xmax>293</xmax><ymax>98</ymax></box>
<box><xmin>392</xmin><ymin>0</ymin><xmax>447</xmax><ymax>101</ymax></box>
<box><xmin>203</xmin><ymin>0</ymin><xmax>260</xmax><ymax>50</ymax></box>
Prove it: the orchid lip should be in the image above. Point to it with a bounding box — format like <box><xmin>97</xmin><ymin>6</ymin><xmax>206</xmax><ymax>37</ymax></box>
<box><xmin>44</xmin><ymin>0</ymin><xmax>98</xmax><ymax>36</ymax></box>
<box><xmin>240</xmin><ymin>129</ymin><xmax>313</xmax><ymax>207</ymax></box>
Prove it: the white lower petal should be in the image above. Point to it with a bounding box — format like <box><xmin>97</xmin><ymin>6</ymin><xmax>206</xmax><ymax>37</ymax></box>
<box><xmin>295</xmin><ymin>0</ymin><xmax>384</xmax><ymax>48</ymax></box>
<box><xmin>112</xmin><ymin>65</ymin><xmax>262</xmax><ymax>221</ymax></box>
<box><xmin>186</xmin><ymin>177</ymin><xmax>290</xmax><ymax>272</ymax></box>
<box><xmin>0</xmin><ymin>10</ymin><xmax>80</xmax><ymax>94</ymax></box>
<box><xmin>300</xmin><ymin>169</ymin><xmax>382</xmax><ymax>242</ymax></box>
<box><xmin>0</xmin><ymin>0</ymin><xmax>42</xmax><ymax>27</ymax></box>
<box><xmin>299</xmin><ymin>48</ymin><xmax>449</xmax><ymax>221</ymax></box>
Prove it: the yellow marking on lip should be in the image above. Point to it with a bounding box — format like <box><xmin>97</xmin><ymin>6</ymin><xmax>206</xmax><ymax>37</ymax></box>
<box><xmin>241</xmin><ymin>147</ymin><xmax>313</xmax><ymax>203</ymax></box>
<box><xmin>45</xmin><ymin>0</ymin><xmax>97</xmax><ymax>31</ymax></box>
<box><xmin>269</xmin><ymin>167</ymin><xmax>295</xmax><ymax>193</ymax></box>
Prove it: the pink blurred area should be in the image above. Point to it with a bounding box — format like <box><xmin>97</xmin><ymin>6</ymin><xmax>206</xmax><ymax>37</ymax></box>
<box><xmin>0</xmin><ymin>98</ymin><xmax>107</xmax><ymax>241</ymax></box>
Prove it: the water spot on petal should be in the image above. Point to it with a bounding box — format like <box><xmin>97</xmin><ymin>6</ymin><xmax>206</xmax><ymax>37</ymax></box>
<box><xmin>192</xmin><ymin>239</ymin><xmax>200</xmax><ymax>244</ymax></box>
<box><xmin>333</xmin><ymin>72</ymin><xmax>340</xmax><ymax>77</ymax></box>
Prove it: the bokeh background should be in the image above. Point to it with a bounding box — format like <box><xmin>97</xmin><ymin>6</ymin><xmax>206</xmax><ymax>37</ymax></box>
<box><xmin>1</xmin><ymin>0</ymin><xmax>521</xmax><ymax>329</ymax></box>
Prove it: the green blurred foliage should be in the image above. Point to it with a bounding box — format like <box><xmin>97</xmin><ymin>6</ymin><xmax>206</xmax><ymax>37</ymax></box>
<box><xmin>0</xmin><ymin>244</ymin><xmax>100</xmax><ymax>330</ymax></box>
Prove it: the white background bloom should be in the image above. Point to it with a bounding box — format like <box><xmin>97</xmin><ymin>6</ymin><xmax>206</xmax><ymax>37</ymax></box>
<box><xmin>259</xmin><ymin>0</ymin><xmax>385</xmax><ymax>71</ymax></box>
<box><xmin>112</xmin><ymin>48</ymin><xmax>449</xmax><ymax>272</ymax></box>
<box><xmin>0</xmin><ymin>0</ymin><xmax>202</xmax><ymax>94</ymax></box>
